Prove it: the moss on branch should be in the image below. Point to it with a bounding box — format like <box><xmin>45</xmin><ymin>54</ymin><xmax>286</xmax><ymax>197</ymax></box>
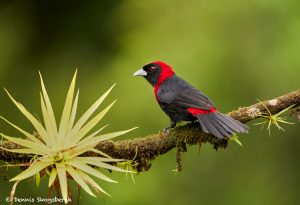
<box><xmin>1</xmin><ymin>89</ymin><xmax>299</xmax><ymax>172</ymax></box>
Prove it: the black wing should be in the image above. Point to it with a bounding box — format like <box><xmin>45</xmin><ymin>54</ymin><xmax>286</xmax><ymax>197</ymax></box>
<box><xmin>157</xmin><ymin>75</ymin><xmax>215</xmax><ymax>110</ymax></box>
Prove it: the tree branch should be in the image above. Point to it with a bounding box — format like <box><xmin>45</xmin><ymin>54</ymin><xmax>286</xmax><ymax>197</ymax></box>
<box><xmin>1</xmin><ymin>89</ymin><xmax>299</xmax><ymax>172</ymax></box>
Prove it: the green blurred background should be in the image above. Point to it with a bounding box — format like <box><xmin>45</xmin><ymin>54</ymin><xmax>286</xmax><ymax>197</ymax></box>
<box><xmin>0</xmin><ymin>0</ymin><xmax>299</xmax><ymax>204</ymax></box>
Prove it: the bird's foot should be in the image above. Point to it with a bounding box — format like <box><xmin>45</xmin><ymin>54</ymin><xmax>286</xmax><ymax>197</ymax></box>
<box><xmin>163</xmin><ymin>121</ymin><xmax>177</xmax><ymax>134</ymax></box>
<box><xmin>163</xmin><ymin>127</ymin><xmax>172</xmax><ymax>134</ymax></box>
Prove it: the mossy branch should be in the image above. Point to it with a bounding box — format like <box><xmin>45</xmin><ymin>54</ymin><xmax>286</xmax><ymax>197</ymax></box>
<box><xmin>1</xmin><ymin>89</ymin><xmax>299</xmax><ymax>172</ymax></box>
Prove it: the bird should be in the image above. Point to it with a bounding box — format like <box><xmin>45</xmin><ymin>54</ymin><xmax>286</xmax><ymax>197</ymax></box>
<box><xmin>133</xmin><ymin>61</ymin><xmax>248</xmax><ymax>138</ymax></box>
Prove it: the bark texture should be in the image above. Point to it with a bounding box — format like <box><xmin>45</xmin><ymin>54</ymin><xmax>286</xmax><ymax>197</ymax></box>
<box><xmin>1</xmin><ymin>89</ymin><xmax>299</xmax><ymax>172</ymax></box>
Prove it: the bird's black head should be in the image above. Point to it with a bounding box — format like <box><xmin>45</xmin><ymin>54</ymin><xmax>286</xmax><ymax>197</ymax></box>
<box><xmin>133</xmin><ymin>61</ymin><xmax>175</xmax><ymax>87</ymax></box>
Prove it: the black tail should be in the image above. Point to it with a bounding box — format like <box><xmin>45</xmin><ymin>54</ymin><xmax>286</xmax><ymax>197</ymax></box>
<box><xmin>196</xmin><ymin>112</ymin><xmax>248</xmax><ymax>138</ymax></box>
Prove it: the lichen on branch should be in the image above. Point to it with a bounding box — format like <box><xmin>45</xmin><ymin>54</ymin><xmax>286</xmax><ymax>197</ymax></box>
<box><xmin>1</xmin><ymin>89</ymin><xmax>300</xmax><ymax>172</ymax></box>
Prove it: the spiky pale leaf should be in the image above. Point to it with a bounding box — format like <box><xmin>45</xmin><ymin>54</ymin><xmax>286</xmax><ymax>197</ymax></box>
<box><xmin>66</xmin><ymin>159</ymin><xmax>116</xmax><ymax>183</ymax></box>
<box><xmin>39</xmin><ymin>72</ymin><xmax>58</xmax><ymax>136</ymax></box>
<box><xmin>76</xmin><ymin>157</ymin><xmax>129</xmax><ymax>173</ymax></box>
<box><xmin>58</xmin><ymin>70</ymin><xmax>77</xmax><ymax>142</ymax></box>
<box><xmin>77</xmin><ymin>170</ymin><xmax>110</xmax><ymax>196</ymax></box>
<box><xmin>66</xmin><ymin>90</ymin><xmax>79</xmax><ymax>135</ymax></box>
<box><xmin>35</xmin><ymin>172</ymin><xmax>41</xmax><ymax>187</ymax></box>
<box><xmin>48</xmin><ymin>168</ymin><xmax>57</xmax><ymax>187</ymax></box>
<box><xmin>77</xmin><ymin>125</ymin><xmax>109</xmax><ymax>146</ymax></box>
<box><xmin>65</xmin><ymin>165</ymin><xmax>95</xmax><ymax>197</ymax></box>
<box><xmin>71</xmin><ymin>101</ymin><xmax>116</xmax><ymax>146</ymax></box>
<box><xmin>10</xmin><ymin>160</ymin><xmax>53</xmax><ymax>181</ymax></box>
<box><xmin>89</xmin><ymin>148</ymin><xmax>112</xmax><ymax>159</ymax></box>
<box><xmin>2</xmin><ymin>134</ymin><xmax>50</xmax><ymax>154</ymax></box>
<box><xmin>76</xmin><ymin>156</ymin><xmax>125</xmax><ymax>163</ymax></box>
<box><xmin>0</xmin><ymin>116</ymin><xmax>44</xmax><ymax>145</ymax></box>
<box><xmin>56</xmin><ymin>163</ymin><xmax>68</xmax><ymax>204</ymax></box>
<box><xmin>70</xmin><ymin>84</ymin><xmax>115</xmax><ymax>135</ymax></box>
<box><xmin>5</xmin><ymin>89</ymin><xmax>49</xmax><ymax>144</ymax></box>
<box><xmin>66</xmin><ymin>128</ymin><xmax>137</xmax><ymax>158</ymax></box>
<box><xmin>40</xmin><ymin>93</ymin><xmax>56</xmax><ymax>148</ymax></box>
<box><xmin>1</xmin><ymin>148</ymin><xmax>44</xmax><ymax>155</ymax></box>
<box><xmin>92</xmin><ymin>127</ymin><xmax>138</xmax><ymax>143</ymax></box>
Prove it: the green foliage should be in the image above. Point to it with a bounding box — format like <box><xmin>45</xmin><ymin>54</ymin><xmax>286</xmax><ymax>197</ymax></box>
<box><xmin>230</xmin><ymin>134</ymin><xmax>243</xmax><ymax>147</ymax></box>
<box><xmin>117</xmin><ymin>147</ymin><xmax>138</xmax><ymax>184</ymax></box>
<box><xmin>254</xmin><ymin>101</ymin><xmax>295</xmax><ymax>136</ymax></box>
<box><xmin>1</xmin><ymin>71</ymin><xmax>136</xmax><ymax>203</ymax></box>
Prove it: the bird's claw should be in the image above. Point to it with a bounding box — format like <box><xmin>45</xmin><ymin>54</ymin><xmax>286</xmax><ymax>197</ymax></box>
<box><xmin>163</xmin><ymin>121</ymin><xmax>176</xmax><ymax>134</ymax></box>
<box><xmin>163</xmin><ymin>127</ymin><xmax>171</xmax><ymax>134</ymax></box>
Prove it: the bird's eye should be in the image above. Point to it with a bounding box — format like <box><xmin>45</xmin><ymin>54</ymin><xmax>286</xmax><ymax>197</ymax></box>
<box><xmin>150</xmin><ymin>67</ymin><xmax>156</xmax><ymax>72</ymax></box>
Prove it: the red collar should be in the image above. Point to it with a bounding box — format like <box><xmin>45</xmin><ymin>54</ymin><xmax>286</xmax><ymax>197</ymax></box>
<box><xmin>153</xmin><ymin>61</ymin><xmax>175</xmax><ymax>100</ymax></box>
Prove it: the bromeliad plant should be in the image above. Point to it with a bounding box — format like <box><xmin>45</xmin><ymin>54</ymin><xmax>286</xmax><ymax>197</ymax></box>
<box><xmin>254</xmin><ymin>100</ymin><xmax>295</xmax><ymax>136</ymax></box>
<box><xmin>1</xmin><ymin>71</ymin><xmax>136</xmax><ymax>203</ymax></box>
